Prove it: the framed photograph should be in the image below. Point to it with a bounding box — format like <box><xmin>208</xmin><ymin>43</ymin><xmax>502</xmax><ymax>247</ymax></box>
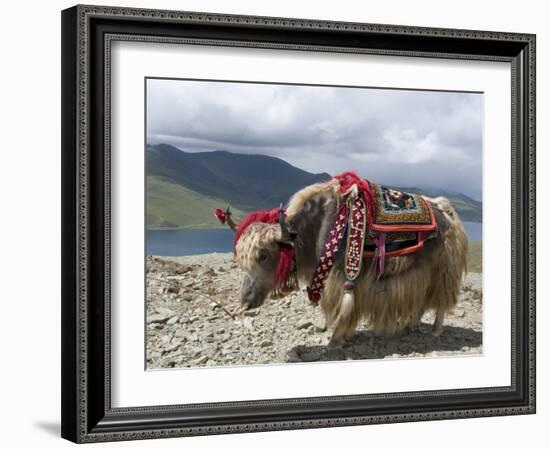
<box><xmin>61</xmin><ymin>4</ymin><xmax>536</xmax><ymax>443</ymax></box>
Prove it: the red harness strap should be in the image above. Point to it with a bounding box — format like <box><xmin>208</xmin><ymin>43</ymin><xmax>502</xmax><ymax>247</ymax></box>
<box><xmin>307</xmin><ymin>191</ymin><xmax>369</xmax><ymax>303</ymax></box>
<box><xmin>307</xmin><ymin>201</ymin><xmax>350</xmax><ymax>303</ymax></box>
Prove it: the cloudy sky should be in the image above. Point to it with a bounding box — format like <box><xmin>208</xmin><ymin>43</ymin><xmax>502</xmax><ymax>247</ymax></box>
<box><xmin>146</xmin><ymin>78</ymin><xmax>483</xmax><ymax>200</ymax></box>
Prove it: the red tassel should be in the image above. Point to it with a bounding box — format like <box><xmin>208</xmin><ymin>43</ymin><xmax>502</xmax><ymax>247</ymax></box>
<box><xmin>214</xmin><ymin>208</ymin><xmax>227</xmax><ymax>225</ymax></box>
<box><xmin>273</xmin><ymin>244</ymin><xmax>298</xmax><ymax>297</ymax></box>
<box><xmin>275</xmin><ymin>244</ymin><xmax>293</xmax><ymax>284</ymax></box>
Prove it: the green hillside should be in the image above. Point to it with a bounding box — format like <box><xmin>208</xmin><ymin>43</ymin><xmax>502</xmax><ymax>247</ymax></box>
<box><xmin>444</xmin><ymin>195</ymin><xmax>482</xmax><ymax>222</ymax></box>
<box><xmin>146</xmin><ymin>176</ymin><xmax>245</xmax><ymax>229</ymax></box>
<box><xmin>146</xmin><ymin>144</ymin><xmax>330</xmax><ymax>212</ymax></box>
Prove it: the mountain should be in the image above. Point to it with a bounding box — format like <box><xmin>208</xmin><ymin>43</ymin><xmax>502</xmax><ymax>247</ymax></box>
<box><xmin>147</xmin><ymin>144</ymin><xmax>330</xmax><ymax>211</ymax></box>
<box><xmin>146</xmin><ymin>144</ymin><xmax>482</xmax><ymax>228</ymax></box>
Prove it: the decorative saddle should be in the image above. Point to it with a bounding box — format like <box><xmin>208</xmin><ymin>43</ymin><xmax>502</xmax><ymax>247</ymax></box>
<box><xmin>307</xmin><ymin>172</ymin><xmax>437</xmax><ymax>303</ymax></box>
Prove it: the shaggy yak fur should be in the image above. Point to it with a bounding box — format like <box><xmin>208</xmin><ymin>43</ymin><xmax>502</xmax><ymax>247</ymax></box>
<box><xmin>234</xmin><ymin>178</ymin><xmax>468</xmax><ymax>344</ymax></box>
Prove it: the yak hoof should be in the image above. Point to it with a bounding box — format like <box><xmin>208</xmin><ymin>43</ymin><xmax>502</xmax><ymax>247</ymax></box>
<box><xmin>432</xmin><ymin>326</ymin><xmax>443</xmax><ymax>337</ymax></box>
<box><xmin>344</xmin><ymin>329</ymin><xmax>356</xmax><ymax>341</ymax></box>
<box><xmin>328</xmin><ymin>334</ymin><xmax>345</xmax><ymax>348</ymax></box>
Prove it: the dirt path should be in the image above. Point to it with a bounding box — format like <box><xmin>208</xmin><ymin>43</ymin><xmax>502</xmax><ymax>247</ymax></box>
<box><xmin>146</xmin><ymin>254</ymin><xmax>482</xmax><ymax>369</ymax></box>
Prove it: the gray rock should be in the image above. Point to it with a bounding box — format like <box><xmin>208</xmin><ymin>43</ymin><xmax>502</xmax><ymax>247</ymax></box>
<box><xmin>313</xmin><ymin>319</ymin><xmax>327</xmax><ymax>332</ymax></box>
<box><xmin>195</xmin><ymin>355</ymin><xmax>209</xmax><ymax>364</ymax></box>
<box><xmin>259</xmin><ymin>339</ymin><xmax>272</xmax><ymax>348</ymax></box>
<box><xmin>166</xmin><ymin>284</ymin><xmax>180</xmax><ymax>294</ymax></box>
<box><xmin>299</xmin><ymin>349</ymin><xmax>322</xmax><ymax>362</ymax></box>
<box><xmin>242</xmin><ymin>317</ymin><xmax>254</xmax><ymax>330</ymax></box>
<box><xmin>326</xmin><ymin>347</ymin><xmax>345</xmax><ymax>360</ymax></box>
<box><xmin>174</xmin><ymin>329</ymin><xmax>188</xmax><ymax>339</ymax></box>
<box><xmin>155</xmin><ymin>307</ymin><xmax>177</xmax><ymax>318</ymax></box>
<box><xmin>166</xmin><ymin>316</ymin><xmax>179</xmax><ymax>325</ymax></box>
<box><xmin>162</xmin><ymin>343</ymin><xmax>181</xmax><ymax>353</ymax></box>
<box><xmin>296</xmin><ymin>319</ymin><xmax>313</xmax><ymax>330</ymax></box>
<box><xmin>147</xmin><ymin>314</ymin><xmax>170</xmax><ymax>324</ymax></box>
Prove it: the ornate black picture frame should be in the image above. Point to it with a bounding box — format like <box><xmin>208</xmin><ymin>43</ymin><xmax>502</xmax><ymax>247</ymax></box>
<box><xmin>61</xmin><ymin>4</ymin><xmax>536</xmax><ymax>443</ymax></box>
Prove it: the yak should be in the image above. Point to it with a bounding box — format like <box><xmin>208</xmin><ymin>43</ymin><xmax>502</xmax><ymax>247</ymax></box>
<box><xmin>216</xmin><ymin>172</ymin><xmax>468</xmax><ymax>345</ymax></box>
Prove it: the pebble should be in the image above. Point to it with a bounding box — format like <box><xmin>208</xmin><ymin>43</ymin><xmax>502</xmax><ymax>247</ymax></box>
<box><xmin>296</xmin><ymin>319</ymin><xmax>313</xmax><ymax>330</ymax></box>
<box><xmin>242</xmin><ymin>317</ymin><xmax>254</xmax><ymax>330</ymax></box>
<box><xmin>147</xmin><ymin>314</ymin><xmax>170</xmax><ymax>324</ymax></box>
<box><xmin>166</xmin><ymin>316</ymin><xmax>179</xmax><ymax>325</ymax></box>
<box><xmin>174</xmin><ymin>329</ymin><xmax>188</xmax><ymax>338</ymax></box>
<box><xmin>286</xmin><ymin>349</ymin><xmax>301</xmax><ymax>363</ymax></box>
<box><xmin>155</xmin><ymin>307</ymin><xmax>177</xmax><ymax>318</ymax></box>
<box><xmin>162</xmin><ymin>343</ymin><xmax>181</xmax><ymax>353</ymax></box>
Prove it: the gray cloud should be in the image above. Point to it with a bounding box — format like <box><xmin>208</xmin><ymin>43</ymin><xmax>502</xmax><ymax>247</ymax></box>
<box><xmin>147</xmin><ymin>79</ymin><xmax>483</xmax><ymax>200</ymax></box>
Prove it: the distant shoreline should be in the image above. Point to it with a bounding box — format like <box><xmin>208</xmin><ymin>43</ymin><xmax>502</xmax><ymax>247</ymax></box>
<box><xmin>147</xmin><ymin>225</ymin><xmax>227</xmax><ymax>231</ymax></box>
<box><xmin>147</xmin><ymin>222</ymin><xmax>483</xmax><ymax>231</ymax></box>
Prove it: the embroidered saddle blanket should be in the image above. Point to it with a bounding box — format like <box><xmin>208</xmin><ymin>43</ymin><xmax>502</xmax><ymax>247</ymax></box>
<box><xmin>364</xmin><ymin>181</ymin><xmax>437</xmax><ymax>256</ymax></box>
<box><xmin>369</xmin><ymin>182</ymin><xmax>436</xmax><ymax>231</ymax></box>
<box><xmin>307</xmin><ymin>175</ymin><xmax>437</xmax><ymax>303</ymax></box>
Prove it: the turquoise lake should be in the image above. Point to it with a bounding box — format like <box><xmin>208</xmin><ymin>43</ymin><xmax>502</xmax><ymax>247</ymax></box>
<box><xmin>146</xmin><ymin>222</ymin><xmax>482</xmax><ymax>256</ymax></box>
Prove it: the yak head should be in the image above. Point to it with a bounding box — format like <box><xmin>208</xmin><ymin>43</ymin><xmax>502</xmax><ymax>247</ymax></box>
<box><xmin>215</xmin><ymin>206</ymin><xmax>297</xmax><ymax>312</ymax></box>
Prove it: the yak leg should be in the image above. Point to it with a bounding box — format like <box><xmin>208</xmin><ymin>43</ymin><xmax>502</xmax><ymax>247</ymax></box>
<box><xmin>432</xmin><ymin>308</ymin><xmax>445</xmax><ymax>336</ymax></box>
<box><xmin>343</xmin><ymin>312</ymin><xmax>361</xmax><ymax>340</ymax></box>
<box><xmin>406</xmin><ymin>309</ymin><xmax>426</xmax><ymax>333</ymax></box>
<box><xmin>329</xmin><ymin>326</ymin><xmax>356</xmax><ymax>346</ymax></box>
<box><xmin>344</xmin><ymin>328</ymin><xmax>356</xmax><ymax>341</ymax></box>
<box><xmin>329</xmin><ymin>328</ymin><xmax>346</xmax><ymax>347</ymax></box>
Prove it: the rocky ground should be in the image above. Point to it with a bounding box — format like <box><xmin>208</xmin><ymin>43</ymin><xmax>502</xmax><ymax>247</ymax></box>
<box><xmin>146</xmin><ymin>253</ymin><xmax>482</xmax><ymax>369</ymax></box>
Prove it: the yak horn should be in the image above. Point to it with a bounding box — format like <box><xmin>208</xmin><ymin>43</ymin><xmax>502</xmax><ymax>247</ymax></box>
<box><xmin>278</xmin><ymin>204</ymin><xmax>293</xmax><ymax>244</ymax></box>
<box><xmin>225</xmin><ymin>206</ymin><xmax>237</xmax><ymax>231</ymax></box>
